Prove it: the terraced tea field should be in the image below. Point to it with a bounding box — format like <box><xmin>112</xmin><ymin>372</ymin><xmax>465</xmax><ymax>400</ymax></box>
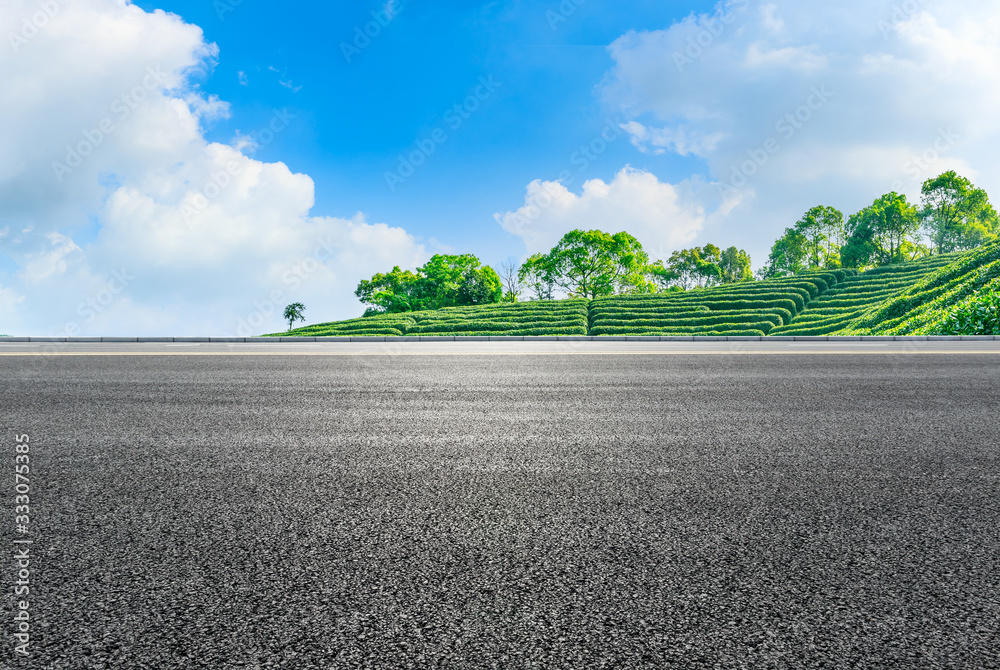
<box><xmin>847</xmin><ymin>242</ymin><xmax>1000</xmax><ymax>335</ymax></box>
<box><xmin>403</xmin><ymin>299</ymin><xmax>589</xmax><ymax>336</ymax></box>
<box><xmin>271</xmin><ymin>243</ymin><xmax>999</xmax><ymax>337</ymax></box>
<box><xmin>769</xmin><ymin>252</ymin><xmax>964</xmax><ymax>336</ymax></box>
<box><xmin>586</xmin><ymin>271</ymin><xmax>848</xmax><ymax>336</ymax></box>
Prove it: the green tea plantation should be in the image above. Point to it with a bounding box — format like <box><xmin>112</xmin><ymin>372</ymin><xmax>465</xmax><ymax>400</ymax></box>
<box><xmin>267</xmin><ymin>242</ymin><xmax>1000</xmax><ymax>337</ymax></box>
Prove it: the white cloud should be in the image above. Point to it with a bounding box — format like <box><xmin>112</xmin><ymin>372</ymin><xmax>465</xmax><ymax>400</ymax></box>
<box><xmin>21</xmin><ymin>232</ymin><xmax>82</xmax><ymax>283</ymax></box>
<box><xmin>0</xmin><ymin>0</ymin><xmax>426</xmax><ymax>336</ymax></box>
<box><xmin>744</xmin><ymin>42</ymin><xmax>828</xmax><ymax>71</ymax></box>
<box><xmin>760</xmin><ymin>4</ymin><xmax>785</xmax><ymax>34</ymax></box>
<box><xmin>0</xmin><ymin>286</ymin><xmax>25</xmax><ymax>336</ymax></box>
<box><xmin>494</xmin><ymin>167</ymin><xmax>719</xmax><ymax>261</ymax></box>
<box><xmin>622</xmin><ymin>120</ymin><xmax>725</xmax><ymax>158</ymax></box>
<box><xmin>600</xmin><ymin>0</ymin><xmax>1000</xmax><ymax>264</ymax></box>
<box><xmin>267</xmin><ymin>65</ymin><xmax>301</xmax><ymax>92</ymax></box>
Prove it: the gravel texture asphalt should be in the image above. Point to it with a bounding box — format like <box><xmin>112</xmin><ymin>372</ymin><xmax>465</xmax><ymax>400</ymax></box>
<box><xmin>1</xmin><ymin>351</ymin><xmax>999</xmax><ymax>669</ymax></box>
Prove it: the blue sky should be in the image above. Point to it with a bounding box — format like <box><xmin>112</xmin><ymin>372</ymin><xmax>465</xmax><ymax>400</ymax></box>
<box><xmin>2</xmin><ymin>0</ymin><xmax>998</xmax><ymax>335</ymax></box>
<box><xmin>132</xmin><ymin>0</ymin><xmax>714</xmax><ymax>258</ymax></box>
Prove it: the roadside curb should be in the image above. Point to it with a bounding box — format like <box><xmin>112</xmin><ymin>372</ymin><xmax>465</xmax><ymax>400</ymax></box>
<box><xmin>1</xmin><ymin>336</ymin><xmax>997</xmax><ymax>343</ymax></box>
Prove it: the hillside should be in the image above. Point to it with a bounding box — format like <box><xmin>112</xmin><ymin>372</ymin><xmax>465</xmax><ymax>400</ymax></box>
<box><xmin>269</xmin><ymin>243</ymin><xmax>1000</xmax><ymax>337</ymax></box>
<box><xmin>768</xmin><ymin>252</ymin><xmax>966</xmax><ymax>336</ymax></box>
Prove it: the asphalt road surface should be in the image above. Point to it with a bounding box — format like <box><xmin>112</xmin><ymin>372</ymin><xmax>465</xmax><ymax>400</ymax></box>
<box><xmin>2</xmin><ymin>345</ymin><xmax>999</xmax><ymax>668</ymax></box>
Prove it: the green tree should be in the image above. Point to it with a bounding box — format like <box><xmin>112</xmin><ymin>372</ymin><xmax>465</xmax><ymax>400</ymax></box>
<box><xmin>355</xmin><ymin>254</ymin><xmax>502</xmax><ymax>314</ymax></box>
<box><xmin>761</xmin><ymin>227</ymin><xmax>809</xmax><ymax>278</ymax></box>
<box><xmin>663</xmin><ymin>245</ymin><xmax>723</xmax><ymax>289</ymax></box>
<box><xmin>545</xmin><ymin>229</ymin><xmax>651</xmax><ymax>298</ymax></box>
<box><xmin>662</xmin><ymin>248</ymin><xmax>698</xmax><ymax>289</ymax></box>
<box><xmin>843</xmin><ymin>192</ymin><xmax>920</xmax><ymax>267</ymax></box>
<box><xmin>920</xmin><ymin>171</ymin><xmax>999</xmax><ymax>253</ymax></box>
<box><xmin>794</xmin><ymin>205</ymin><xmax>844</xmax><ymax>268</ymax></box>
<box><xmin>840</xmin><ymin>236</ymin><xmax>876</xmax><ymax>270</ymax></box>
<box><xmin>718</xmin><ymin>246</ymin><xmax>753</xmax><ymax>283</ymax></box>
<box><xmin>355</xmin><ymin>266</ymin><xmax>424</xmax><ymax>314</ymax></box>
<box><xmin>648</xmin><ymin>259</ymin><xmax>681</xmax><ymax>292</ymax></box>
<box><xmin>419</xmin><ymin>254</ymin><xmax>503</xmax><ymax>309</ymax></box>
<box><xmin>518</xmin><ymin>253</ymin><xmax>556</xmax><ymax>301</ymax></box>
<box><xmin>696</xmin><ymin>244</ymin><xmax>723</xmax><ymax>287</ymax></box>
<box><xmin>283</xmin><ymin>302</ymin><xmax>305</xmax><ymax>331</ymax></box>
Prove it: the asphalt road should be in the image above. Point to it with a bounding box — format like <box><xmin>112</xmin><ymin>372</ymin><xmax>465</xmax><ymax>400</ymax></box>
<box><xmin>2</xmin><ymin>347</ymin><xmax>999</xmax><ymax>668</ymax></box>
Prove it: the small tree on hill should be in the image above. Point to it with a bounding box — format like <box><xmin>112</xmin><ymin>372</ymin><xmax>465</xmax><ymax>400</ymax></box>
<box><xmin>283</xmin><ymin>302</ymin><xmax>305</xmax><ymax>331</ymax></box>
<box><xmin>648</xmin><ymin>259</ymin><xmax>680</xmax><ymax>292</ymax></box>
<box><xmin>920</xmin><ymin>171</ymin><xmax>999</xmax><ymax>254</ymax></box>
<box><xmin>355</xmin><ymin>267</ymin><xmax>424</xmax><ymax>313</ymax></box>
<box><xmin>518</xmin><ymin>253</ymin><xmax>556</xmax><ymax>300</ymax></box>
<box><xmin>498</xmin><ymin>256</ymin><xmax>522</xmax><ymax>302</ymax></box>
<box><xmin>547</xmin><ymin>230</ymin><xmax>651</xmax><ymax>298</ymax></box>
<box><xmin>795</xmin><ymin>205</ymin><xmax>844</xmax><ymax>268</ymax></box>
<box><xmin>719</xmin><ymin>246</ymin><xmax>754</xmax><ymax>283</ymax></box>
<box><xmin>843</xmin><ymin>192</ymin><xmax>920</xmax><ymax>267</ymax></box>
<box><xmin>355</xmin><ymin>254</ymin><xmax>503</xmax><ymax>314</ymax></box>
<box><xmin>518</xmin><ymin>230</ymin><xmax>652</xmax><ymax>299</ymax></box>
<box><xmin>664</xmin><ymin>245</ymin><xmax>723</xmax><ymax>289</ymax></box>
<box><xmin>761</xmin><ymin>227</ymin><xmax>809</xmax><ymax>278</ymax></box>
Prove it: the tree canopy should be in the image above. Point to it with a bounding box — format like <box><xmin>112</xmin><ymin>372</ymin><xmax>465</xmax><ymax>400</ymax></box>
<box><xmin>283</xmin><ymin>302</ymin><xmax>305</xmax><ymax>331</ymax></box>
<box><xmin>761</xmin><ymin>205</ymin><xmax>844</xmax><ymax>277</ymax></box>
<box><xmin>719</xmin><ymin>246</ymin><xmax>754</xmax><ymax>284</ymax></box>
<box><xmin>842</xmin><ymin>192</ymin><xmax>921</xmax><ymax>267</ymax></box>
<box><xmin>796</xmin><ymin>205</ymin><xmax>844</xmax><ymax>269</ymax></box>
<box><xmin>355</xmin><ymin>254</ymin><xmax>502</xmax><ymax>314</ymax></box>
<box><xmin>514</xmin><ymin>231</ymin><xmax>752</xmax><ymax>297</ymax></box>
<box><xmin>761</xmin><ymin>227</ymin><xmax>809</xmax><ymax>278</ymax></box>
<box><xmin>519</xmin><ymin>230</ymin><xmax>652</xmax><ymax>299</ymax></box>
<box><xmin>518</xmin><ymin>252</ymin><xmax>557</xmax><ymax>301</ymax></box>
<box><xmin>663</xmin><ymin>245</ymin><xmax>723</xmax><ymax>289</ymax></box>
<box><xmin>920</xmin><ymin>171</ymin><xmax>999</xmax><ymax>254</ymax></box>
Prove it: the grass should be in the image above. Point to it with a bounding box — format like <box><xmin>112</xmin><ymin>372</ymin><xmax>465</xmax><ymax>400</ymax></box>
<box><xmin>266</xmin><ymin>244</ymin><xmax>1000</xmax><ymax>337</ymax></box>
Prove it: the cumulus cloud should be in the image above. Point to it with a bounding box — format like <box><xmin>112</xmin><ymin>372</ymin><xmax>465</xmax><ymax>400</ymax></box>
<box><xmin>0</xmin><ymin>0</ymin><xmax>426</xmax><ymax>336</ymax></box>
<box><xmin>599</xmin><ymin>0</ymin><xmax>1000</xmax><ymax>262</ymax></box>
<box><xmin>494</xmin><ymin>168</ymin><xmax>721</xmax><ymax>260</ymax></box>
